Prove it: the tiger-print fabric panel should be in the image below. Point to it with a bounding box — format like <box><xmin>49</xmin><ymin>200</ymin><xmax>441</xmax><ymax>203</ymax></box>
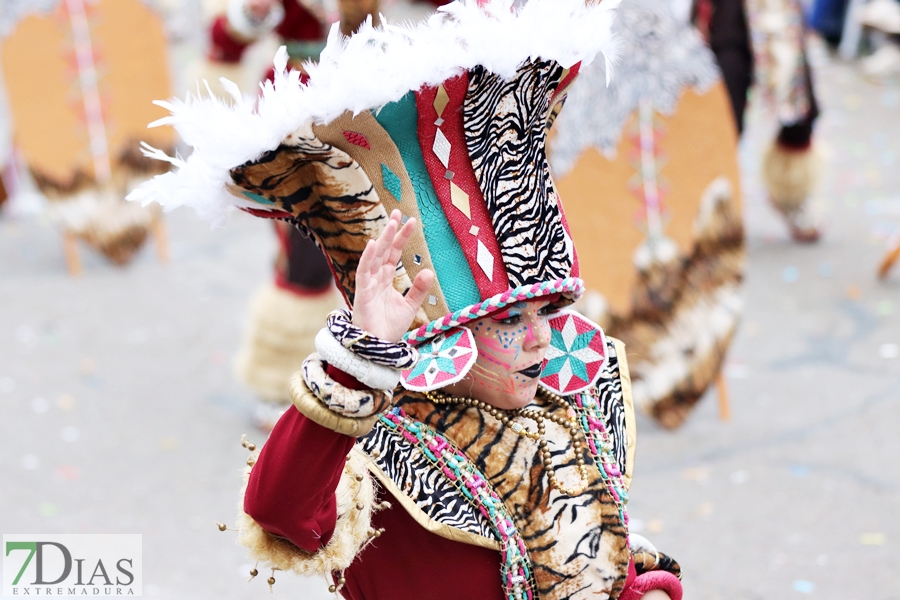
<box><xmin>464</xmin><ymin>59</ymin><xmax>574</xmax><ymax>287</ymax></box>
<box><xmin>358</xmin><ymin>422</ymin><xmax>497</xmax><ymax>540</ymax></box>
<box><xmin>229</xmin><ymin>130</ymin><xmax>387</xmax><ymax>304</ymax></box>
<box><xmin>396</xmin><ymin>340</ymin><xmax>631</xmax><ymax>600</ymax></box>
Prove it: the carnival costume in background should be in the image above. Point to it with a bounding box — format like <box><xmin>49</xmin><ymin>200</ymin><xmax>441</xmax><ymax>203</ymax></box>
<box><xmin>131</xmin><ymin>1</ymin><xmax>683</xmax><ymax>597</ymax></box>
<box><xmin>695</xmin><ymin>0</ymin><xmax>822</xmax><ymax>242</ymax></box>
<box><xmin>206</xmin><ymin>0</ymin><xmax>378</xmax><ymax>410</ymax></box>
<box><xmin>550</xmin><ymin>0</ymin><xmax>744</xmax><ymax>428</ymax></box>
<box><xmin>0</xmin><ymin>0</ymin><xmax>172</xmax><ymax>270</ymax></box>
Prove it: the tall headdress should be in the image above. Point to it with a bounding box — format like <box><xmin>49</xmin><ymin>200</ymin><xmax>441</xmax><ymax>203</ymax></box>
<box><xmin>130</xmin><ymin>0</ymin><xmax>620</xmax><ymax>394</ymax></box>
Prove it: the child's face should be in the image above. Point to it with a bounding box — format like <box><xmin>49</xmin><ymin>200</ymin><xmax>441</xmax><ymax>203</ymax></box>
<box><xmin>442</xmin><ymin>297</ymin><xmax>560</xmax><ymax>409</ymax></box>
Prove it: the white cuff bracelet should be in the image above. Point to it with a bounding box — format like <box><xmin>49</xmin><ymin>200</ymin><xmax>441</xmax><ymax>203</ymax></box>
<box><xmin>315</xmin><ymin>329</ymin><xmax>401</xmax><ymax>391</ymax></box>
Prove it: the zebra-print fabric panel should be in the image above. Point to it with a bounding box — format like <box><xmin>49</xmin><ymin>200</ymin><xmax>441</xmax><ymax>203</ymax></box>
<box><xmin>358</xmin><ymin>422</ymin><xmax>497</xmax><ymax>540</ymax></box>
<box><xmin>594</xmin><ymin>340</ymin><xmax>628</xmax><ymax>475</ymax></box>
<box><xmin>464</xmin><ymin>59</ymin><xmax>573</xmax><ymax>287</ymax></box>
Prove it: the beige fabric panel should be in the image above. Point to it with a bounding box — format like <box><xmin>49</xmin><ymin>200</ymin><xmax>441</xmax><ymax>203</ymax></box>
<box><xmin>554</xmin><ymin>82</ymin><xmax>741</xmax><ymax>316</ymax></box>
<box><xmin>314</xmin><ymin>111</ymin><xmax>450</xmax><ymax>325</ymax></box>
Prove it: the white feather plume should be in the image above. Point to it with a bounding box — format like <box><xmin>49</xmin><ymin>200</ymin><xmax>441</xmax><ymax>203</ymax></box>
<box><xmin>127</xmin><ymin>0</ymin><xmax>621</xmax><ymax>224</ymax></box>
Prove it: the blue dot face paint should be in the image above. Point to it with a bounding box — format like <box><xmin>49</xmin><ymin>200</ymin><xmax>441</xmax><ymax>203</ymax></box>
<box><xmin>442</xmin><ymin>298</ymin><xmax>561</xmax><ymax>410</ymax></box>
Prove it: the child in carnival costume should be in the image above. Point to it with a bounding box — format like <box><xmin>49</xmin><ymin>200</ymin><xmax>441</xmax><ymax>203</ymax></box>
<box><xmin>131</xmin><ymin>1</ymin><xmax>682</xmax><ymax>597</ymax></box>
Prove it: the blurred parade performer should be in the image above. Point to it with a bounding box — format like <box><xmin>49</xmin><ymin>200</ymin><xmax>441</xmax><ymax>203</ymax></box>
<box><xmin>0</xmin><ymin>0</ymin><xmax>173</xmax><ymax>272</ymax></box>
<box><xmin>131</xmin><ymin>1</ymin><xmax>683</xmax><ymax>597</ymax></box>
<box><xmin>204</xmin><ymin>0</ymin><xmax>378</xmax><ymax>427</ymax></box>
<box><xmin>695</xmin><ymin>0</ymin><xmax>823</xmax><ymax>242</ymax></box>
<box><xmin>551</xmin><ymin>0</ymin><xmax>744</xmax><ymax>428</ymax></box>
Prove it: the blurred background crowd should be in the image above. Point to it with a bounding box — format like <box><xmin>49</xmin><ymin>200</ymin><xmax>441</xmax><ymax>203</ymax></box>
<box><xmin>1</xmin><ymin>0</ymin><xmax>898</xmax><ymax>598</ymax></box>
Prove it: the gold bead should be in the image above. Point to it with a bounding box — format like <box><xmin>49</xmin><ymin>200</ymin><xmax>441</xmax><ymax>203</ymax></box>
<box><xmin>216</xmin><ymin>522</ymin><xmax>227</xmax><ymax>531</ymax></box>
<box><xmin>250</xmin><ymin>568</ymin><xmax>258</xmax><ymax>577</ymax></box>
<box><xmin>246</xmin><ymin>457</ymin><xmax>255</xmax><ymax>466</ymax></box>
<box><xmin>267</xmin><ymin>577</ymin><xmax>276</xmax><ymax>585</ymax></box>
<box><xmin>328</xmin><ymin>585</ymin><xmax>337</xmax><ymax>593</ymax></box>
<box><xmin>356</xmin><ymin>503</ymin><xmax>365</xmax><ymax>510</ymax></box>
<box><xmin>338</xmin><ymin>577</ymin><xmax>347</xmax><ymax>585</ymax></box>
<box><xmin>355</xmin><ymin>474</ymin><xmax>364</xmax><ymax>482</ymax></box>
<box><xmin>247</xmin><ymin>443</ymin><xmax>256</xmax><ymax>452</ymax></box>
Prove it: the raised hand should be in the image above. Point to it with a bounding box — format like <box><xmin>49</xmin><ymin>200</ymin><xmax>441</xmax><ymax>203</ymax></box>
<box><xmin>352</xmin><ymin>210</ymin><xmax>435</xmax><ymax>342</ymax></box>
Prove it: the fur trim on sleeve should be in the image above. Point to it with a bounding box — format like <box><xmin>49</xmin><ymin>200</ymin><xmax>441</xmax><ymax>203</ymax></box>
<box><xmin>235</xmin><ymin>448</ymin><xmax>379</xmax><ymax>576</ymax></box>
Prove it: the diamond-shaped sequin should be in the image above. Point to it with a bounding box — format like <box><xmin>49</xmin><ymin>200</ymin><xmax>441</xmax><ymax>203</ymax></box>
<box><xmin>450</xmin><ymin>182</ymin><xmax>471</xmax><ymax>219</ymax></box>
<box><xmin>433</xmin><ymin>85</ymin><xmax>449</xmax><ymax>117</ymax></box>
<box><xmin>428</xmin><ymin>295</ymin><xmax>437</xmax><ymax>305</ymax></box>
<box><xmin>444</xmin><ymin>170</ymin><xmax>454</xmax><ymax>180</ymax></box>
<box><xmin>434</xmin><ymin>117</ymin><xmax>445</xmax><ymax>127</ymax></box>
<box><xmin>469</xmin><ymin>225</ymin><xmax>480</xmax><ymax>236</ymax></box>
<box><xmin>433</xmin><ymin>129</ymin><xmax>451</xmax><ymax>168</ymax></box>
<box><xmin>476</xmin><ymin>240</ymin><xmax>494</xmax><ymax>281</ymax></box>
<box><xmin>413</xmin><ymin>254</ymin><xmax>422</xmax><ymax>265</ymax></box>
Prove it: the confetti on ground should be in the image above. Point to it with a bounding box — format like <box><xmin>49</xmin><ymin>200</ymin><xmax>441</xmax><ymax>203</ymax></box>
<box><xmin>815</xmin><ymin>554</ymin><xmax>828</xmax><ymax>566</ymax></box>
<box><xmin>789</xmin><ymin>465</ymin><xmax>811</xmax><ymax>478</ymax></box>
<box><xmin>725</xmin><ymin>362</ymin><xmax>750</xmax><ymax>379</ymax></box>
<box><xmin>743</xmin><ymin>321</ymin><xmax>760</xmax><ymax>337</ymax></box>
<box><xmin>696</xmin><ymin>502</ymin><xmax>715</xmax><ymax>517</ymax></box>
<box><xmin>730</xmin><ymin>470</ymin><xmax>750</xmax><ymax>484</ymax></box>
<box><xmin>211</xmin><ymin>351</ymin><xmax>227</xmax><ymax>366</ymax></box>
<box><xmin>859</xmin><ymin>533</ymin><xmax>886</xmax><ymax>545</ymax></box>
<box><xmin>647</xmin><ymin>519</ymin><xmax>665</xmax><ymax>534</ymax></box>
<box><xmin>793</xmin><ymin>580</ymin><xmax>815</xmax><ymax>593</ymax></box>
<box><xmin>58</xmin><ymin>394</ymin><xmax>76</xmax><ymax>410</ymax></box>
<box><xmin>682</xmin><ymin>467</ymin><xmax>710</xmax><ymax>482</ymax></box>
<box><xmin>879</xmin><ymin>343</ymin><xmax>899</xmax><ymax>359</ymax></box>
<box><xmin>31</xmin><ymin>396</ymin><xmax>49</xmax><ymax>413</ymax></box>
<box><xmin>782</xmin><ymin>266</ymin><xmax>799</xmax><ymax>283</ymax></box>
<box><xmin>55</xmin><ymin>465</ymin><xmax>81</xmax><ymax>481</ymax></box>
<box><xmin>39</xmin><ymin>502</ymin><xmax>60</xmax><ymax>517</ymax></box>
<box><xmin>847</xmin><ymin>285</ymin><xmax>862</xmax><ymax>300</ymax></box>
<box><xmin>877</xmin><ymin>300</ymin><xmax>894</xmax><ymax>316</ymax></box>
<box><xmin>21</xmin><ymin>455</ymin><xmax>40</xmax><ymax>470</ymax></box>
<box><xmin>160</xmin><ymin>436</ymin><xmax>179</xmax><ymax>451</ymax></box>
<box><xmin>78</xmin><ymin>358</ymin><xmax>95</xmax><ymax>375</ymax></box>
<box><xmin>61</xmin><ymin>426</ymin><xmax>80</xmax><ymax>442</ymax></box>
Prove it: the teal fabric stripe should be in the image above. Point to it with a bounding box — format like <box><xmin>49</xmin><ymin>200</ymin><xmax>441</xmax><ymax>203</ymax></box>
<box><xmin>372</xmin><ymin>93</ymin><xmax>480</xmax><ymax>312</ymax></box>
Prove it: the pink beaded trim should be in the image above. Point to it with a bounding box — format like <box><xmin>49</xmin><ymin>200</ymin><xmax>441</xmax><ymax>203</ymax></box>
<box><xmin>574</xmin><ymin>391</ymin><xmax>630</xmax><ymax>537</ymax></box>
<box><xmin>403</xmin><ymin>278</ymin><xmax>585</xmax><ymax>345</ymax></box>
<box><xmin>379</xmin><ymin>407</ymin><xmax>536</xmax><ymax>600</ymax></box>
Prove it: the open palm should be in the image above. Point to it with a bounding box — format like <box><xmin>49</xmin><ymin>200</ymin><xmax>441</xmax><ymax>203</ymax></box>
<box><xmin>352</xmin><ymin>210</ymin><xmax>434</xmax><ymax>342</ymax></box>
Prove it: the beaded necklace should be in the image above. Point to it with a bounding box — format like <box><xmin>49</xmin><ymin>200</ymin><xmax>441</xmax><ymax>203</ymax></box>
<box><xmin>425</xmin><ymin>389</ymin><xmax>592</xmax><ymax>496</ymax></box>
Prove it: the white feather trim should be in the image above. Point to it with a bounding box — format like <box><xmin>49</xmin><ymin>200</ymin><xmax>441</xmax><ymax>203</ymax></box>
<box><xmin>127</xmin><ymin>0</ymin><xmax>621</xmax><ymax>224</ymax></box>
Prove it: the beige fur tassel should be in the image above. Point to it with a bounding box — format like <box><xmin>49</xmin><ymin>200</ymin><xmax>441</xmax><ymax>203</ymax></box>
<box><xmin>234</xmin><ymin>284</ymin><xmax>342</xmax><ymax>403</ymax></box>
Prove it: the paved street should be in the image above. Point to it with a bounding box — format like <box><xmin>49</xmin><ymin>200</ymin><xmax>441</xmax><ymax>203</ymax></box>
<box><xmin>1</xmin><ymin>51</ymin><xmax>899</xmax><ymax>599</ymax></box>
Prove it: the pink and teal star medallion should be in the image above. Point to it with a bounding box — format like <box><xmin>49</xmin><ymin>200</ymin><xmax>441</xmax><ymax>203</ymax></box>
<box><xmin>539</xmin><ymin>310</ymin><xmax>608</xmax><ymax>395</ymax></box>
<box><xmin>401</xmin><ymin>327</ymin><xmax>477</xmax><ymax>392</ymax></box>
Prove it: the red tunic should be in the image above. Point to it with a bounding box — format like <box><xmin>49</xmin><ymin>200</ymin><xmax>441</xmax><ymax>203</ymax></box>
<box><xmin>244</xmin><ymin>407</ymin><xmax>507</xmax><ymax>599</ymax></box>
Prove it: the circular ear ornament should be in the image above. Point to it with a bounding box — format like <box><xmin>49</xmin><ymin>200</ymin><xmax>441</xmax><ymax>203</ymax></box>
<box><xmin>539</xmin><ymin>309</ymin><xmax>608</xmax><ymax>396</ymax></box>
<box><xmin>401</xmin><ymin>327</ymin><xmax>478</xmax><ymax>392</ymax></box>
